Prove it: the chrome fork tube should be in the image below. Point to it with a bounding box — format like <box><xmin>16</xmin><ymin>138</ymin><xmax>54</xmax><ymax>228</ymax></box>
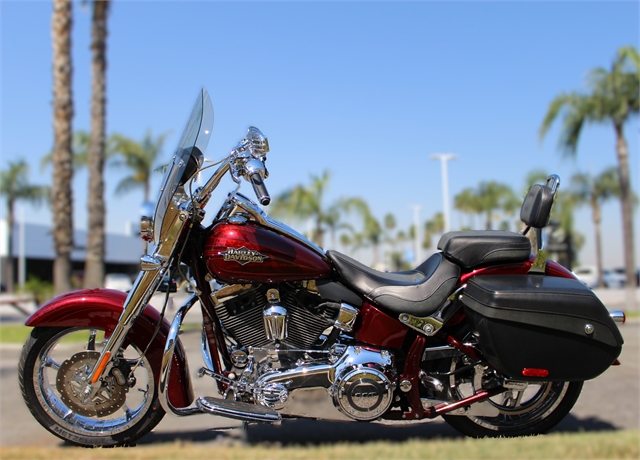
<box><xmin>87</xmin><ymin>261</ymin><xmax>166</xmax><ymax>384</ymax></box>
<box><xmin>159</xmin><ymin>294</ymin><xmax>202</xmax><ymax>416</ymax></box>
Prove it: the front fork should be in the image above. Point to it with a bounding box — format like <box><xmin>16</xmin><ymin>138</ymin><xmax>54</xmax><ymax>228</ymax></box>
<box><xmin>84</xmin><ymin>255</ymin><xmax>167</xmax><ymax>395</ymax></box>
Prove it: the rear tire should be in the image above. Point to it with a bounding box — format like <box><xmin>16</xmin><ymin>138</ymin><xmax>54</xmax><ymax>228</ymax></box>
<box><xmin>443</xmin><ymin>380</ymin><xmax>582</xmax><ymax>438</ymax></box>
<box><xmin>19</xmin><ymin>326</ymin><xmax>165</xmax><ymax>447</ymax></box>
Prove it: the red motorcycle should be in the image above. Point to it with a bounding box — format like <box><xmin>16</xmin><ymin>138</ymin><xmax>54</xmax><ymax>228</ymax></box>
<box><xmin>18</xmin><ymin>89</ymin><xmax>625</xmax><ymax>446</ymax></box>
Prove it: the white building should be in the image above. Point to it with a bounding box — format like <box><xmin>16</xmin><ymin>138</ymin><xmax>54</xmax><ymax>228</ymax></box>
<box><xmin>0</xmin><ymin>219</ymin><xmax>143</xmax><ymax>290</ymax></box>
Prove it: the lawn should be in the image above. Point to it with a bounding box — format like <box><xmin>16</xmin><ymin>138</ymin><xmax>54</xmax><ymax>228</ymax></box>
<box><xmin>0</xmin><ymin>430</ymin><xmax>638</xmax><ymax>459</ymax></box>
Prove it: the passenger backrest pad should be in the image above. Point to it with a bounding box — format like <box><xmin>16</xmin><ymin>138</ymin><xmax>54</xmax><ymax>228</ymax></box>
<box><xmin>520</xmin><ymin>184</ymin><xmax>554</xmax><ymax>229</ymax></box>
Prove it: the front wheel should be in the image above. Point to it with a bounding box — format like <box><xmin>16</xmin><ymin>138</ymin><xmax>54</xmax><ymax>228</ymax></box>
<box><xmin>443</xmin><ymin>379</ymin><xmax>583</xmax><ymax>438</ymax></box>
<box><xmin>18</xmin><ymin>326</ymin><xmax>165</xmax><ymax>447</ymax></box>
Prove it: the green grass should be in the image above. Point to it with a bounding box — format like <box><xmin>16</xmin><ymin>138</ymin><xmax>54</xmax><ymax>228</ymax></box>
<box><xmin>0</xmin><ymin>430</ymin><xmax>638</xmax><ymax>459</ymax></box>
<box><xmin>0</xmin><ymin>323</ymin><xmax>202</xmax><ymax>344</ymax></box>
<box><xmin>0</xmin><ymin>324</ymin><xmax>32</xmax><ymax>344</ymax></box>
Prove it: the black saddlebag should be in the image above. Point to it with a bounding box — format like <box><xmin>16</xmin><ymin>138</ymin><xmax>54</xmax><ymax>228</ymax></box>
<box><xmin>460</xmin><ymin>275</ymin><xmax>623</xmax><ymax>381</ymax></box>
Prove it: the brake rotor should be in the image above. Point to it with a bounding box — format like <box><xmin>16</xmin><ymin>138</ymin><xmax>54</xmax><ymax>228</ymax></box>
<box><xmin>56</xmin><ymin>351</ymin><xmax>128</xmax><ymax>417</ymax></box>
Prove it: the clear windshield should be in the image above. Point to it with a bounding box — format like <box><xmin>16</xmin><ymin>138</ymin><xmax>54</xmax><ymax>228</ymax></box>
<box><xmin>152</xmin><ymin>89</ymin><xmax>213</xmax><ymax>244</ymax></box>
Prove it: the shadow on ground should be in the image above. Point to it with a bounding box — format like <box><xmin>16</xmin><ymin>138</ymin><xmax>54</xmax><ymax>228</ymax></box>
<box><xmin>137</xmin><ymin>413</ymin><xmax>620</xmax><ymax>446</ymax></box>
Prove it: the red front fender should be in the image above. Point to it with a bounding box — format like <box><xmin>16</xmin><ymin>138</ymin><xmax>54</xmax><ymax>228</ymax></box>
<box><xmin>25</xmin><ymin>288</ymin><xmax>194</xmax><ymax>408</ymax></box>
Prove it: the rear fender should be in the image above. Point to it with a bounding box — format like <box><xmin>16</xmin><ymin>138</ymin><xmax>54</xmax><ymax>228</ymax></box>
<box><xmin>25</xmin><ymin>288</ymin><xmax>194</xmax><ymax>408</ymax></box>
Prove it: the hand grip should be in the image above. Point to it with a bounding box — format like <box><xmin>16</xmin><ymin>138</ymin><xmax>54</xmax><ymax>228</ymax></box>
<box><xmin>250</xmin><ymin>173</ymin><xmax>271</xmax><ymax>206</ymax></box>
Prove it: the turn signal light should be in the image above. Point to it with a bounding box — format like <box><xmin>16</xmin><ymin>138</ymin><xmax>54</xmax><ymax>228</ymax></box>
<box><xmin>522</xmin><ymin>368</ymin><xmax>549</xmax><ymax>378</ymax></box>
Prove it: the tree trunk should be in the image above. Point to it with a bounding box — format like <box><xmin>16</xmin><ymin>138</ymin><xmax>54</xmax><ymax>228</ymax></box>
<box><xmin>592</xmin><ymin>199</ymin><xmax>604</xmax><ymax>288</ymax></box>
<box><xmin>84</xmin><ymin>0</ymin><xmax>110</xmax><ymax>289</ymax></box>
<box><xmin>51</xmin><ymin>0</ymin><xmax>74</xmax><ymax>295</ymax></box>
<box><xmin>5</xmin><ymin>199</ymin><xmax>15</xmax><ymax>293</ymax></box>
<box><xmin>615</xmin><ymin>125</ymin><xmax>636</xmax><ymax>306</ymax></box>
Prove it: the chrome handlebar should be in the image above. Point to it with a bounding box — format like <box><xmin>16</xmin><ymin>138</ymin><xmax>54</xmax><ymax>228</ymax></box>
<box><xmin>193</xmin><ymin>127</ymin><xmax>271</xmax><ymax>210</ymax></box>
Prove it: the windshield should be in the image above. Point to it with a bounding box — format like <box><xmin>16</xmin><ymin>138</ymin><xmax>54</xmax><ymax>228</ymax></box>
<box><xmin>152</xmin><ymin>89</ymin><xmax>214</xmax><ymax>244</ymax></box>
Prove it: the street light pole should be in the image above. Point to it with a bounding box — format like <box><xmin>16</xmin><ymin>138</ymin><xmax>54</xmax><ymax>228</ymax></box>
<box><xmin>411</xmin><ymin>205</ymin><xmax>422</xmax><ymax>264</ymax></box>
<box><xmin>430</xmin><ymin>153</ymin><xmax>457</xmax><ymax>233</ymax></box>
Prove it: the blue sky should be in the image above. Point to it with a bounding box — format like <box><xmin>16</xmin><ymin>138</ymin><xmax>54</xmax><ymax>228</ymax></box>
<box><xmin>1</xmin><ymin>1</ymin><xmax>638</xmax><ymax>268</ymax></box>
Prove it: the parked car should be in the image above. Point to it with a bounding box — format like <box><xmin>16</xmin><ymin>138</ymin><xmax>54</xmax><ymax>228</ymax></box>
<box><xmin>572</xmin><ymin>266</ymin><xmax>626</xmax><ymax>288</ymax></box>
<box><xmin>158</xmin><ymin>276</ymin><xmax>177</xmax><ymax>293</ymax></box>
<box><xmin>572</xmin><ymin>266</ymin><xmax>597</xmax><ymax>288</ymax></box>
<box><xmin>104</xmin><ymin>273</ymin><xmax>133</xmax><ymax>292</ymax></box>
<box><xmin>613</xmin><ymin>267</ymin><xmax>640</xmax><ymax>286</ymax></box>
<box><xmin>602</xmin><ymin>269</ymin><xmax>626</xmax><ymax>289</ymax></box>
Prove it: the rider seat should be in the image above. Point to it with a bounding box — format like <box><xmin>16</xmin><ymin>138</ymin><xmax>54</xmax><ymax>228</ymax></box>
<box><xmin>436</xmin><ymin>179</ymin><xmax>557</xmax><ymax>270</ymax></box>
<box><xmin>437</xmin><ymin>230</ymin><xmax>531</xmax><ymax>269</ymax></box>
<box><xmin>326</xmin><ymin>250</ymin><xmax>460</xmax><ymax>317</ymax></box>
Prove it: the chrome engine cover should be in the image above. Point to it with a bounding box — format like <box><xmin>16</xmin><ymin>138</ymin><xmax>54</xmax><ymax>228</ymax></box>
<box><xmin>333</xmin><ymin>367</ymin><xmax>393</xmax><ymax>421</ymax></box>
<box><xmin>252</xmin><ymin>345</ymin><xmax>396</xmax><ymax>422</ymax></box>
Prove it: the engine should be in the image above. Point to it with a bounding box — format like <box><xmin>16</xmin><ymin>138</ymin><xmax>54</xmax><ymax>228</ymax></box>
<box><xmin>213</xmin><ymin>282</ymin><xmax>338</xmax><ymax>349</ymax></box>
<box><xmin>211</xmin><ymin>282</ymin><xmax>398</xmax><ymax>422</ymax></box>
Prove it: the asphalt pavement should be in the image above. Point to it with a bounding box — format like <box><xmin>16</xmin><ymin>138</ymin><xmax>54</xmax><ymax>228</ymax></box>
<box><xmin>1</xmin><ymin>289</ymin><xmax>638</xmax><ymax>447</ymax></box>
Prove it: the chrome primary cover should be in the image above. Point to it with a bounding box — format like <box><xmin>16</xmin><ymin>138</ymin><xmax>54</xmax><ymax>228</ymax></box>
<box><xmin>253</xmin><ymin>345</ymin><xmax>396</xmax><ymax>422</ymax></box>
<box><xmin>333</xmin><ymin>367</ymin><xmax>393</xmax><ymax>421</ymax></box>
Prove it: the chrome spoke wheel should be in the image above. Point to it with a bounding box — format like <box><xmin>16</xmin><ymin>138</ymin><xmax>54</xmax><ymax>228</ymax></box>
<box><xmin>20</xmin><ymin>326</ymin><xmax>165</xmax><ymax>446</ymax></box>
<box><xmin>443</xmin><ymin>356</ymin><xmax>582</xmax><ymax>437</ymax></box>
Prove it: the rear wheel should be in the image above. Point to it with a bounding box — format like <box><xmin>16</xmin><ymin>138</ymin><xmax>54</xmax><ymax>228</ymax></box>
<box><xmin>19</xmin><ymin>327</ymin><xmax>165</xmax><ymax>447</ymax></box>
<box><xmin>442</xmin><ymin>357</ymin><xmax>582</xmax><ymax>437</ymax></box>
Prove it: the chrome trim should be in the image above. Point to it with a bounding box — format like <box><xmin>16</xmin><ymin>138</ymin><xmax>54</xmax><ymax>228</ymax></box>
<box><xmin>158</xmin><ymin>294</ymin><xmax>201</xmax><ymax>416</ymax></box>
<box><xmin>546</xmin><ymin>174</ymin><xmax>561</xmax><ymax>194</ymax></box>
<box><xmin>140</xmin><ymin>215</ymin><xmax>154</xmax><ymax>242</ymax></box>
<box><xmin>263</xmin><ymin>305</ymin><xmax>288</xmax><ymax>342</ymax></box>
<box><xmin>256</xmin><ymin>345</ymin><xmax>395</xmax><ymax>421</ymax></box>
<box><xmin>87</xmin><ymin>267</ymin><xmax>166</xmax><ymax>385</ymax></box>
<box><xmin>193</xmin><ymin>159</ymin><xmax>232</xmax><ymax>208</ymax></box>
<box><xmin>334</xmin><ymin>303</ymin><xmax>358</xmax><ymax>332</ymax></box>
<box><xmin>140</xmin><ymin>254</ymin><xmax>164</xmax><ymax>272</ymax></box>
<box><xmin>398</xmin><ymin>312</ymin><xmax>443</xmax><ymax>336</ymax></box>
<box><xmin>418</xmin><ymin>370</ymin><xmax>444</xmax><ymax>393</ymax></box>
<box><xmin>610</xmin><ymin>310</ymin><xmax>626</xmax><ymax>324</ymax></box>
<box><xmin>201</xmin><ymin>328</ymin><xmax>216</xmax><ymax>373</ymax></box>
<box><xmin>195</xmin><ymin>396</ymin><xmax>281</xmax><ymax>423</ymax></box>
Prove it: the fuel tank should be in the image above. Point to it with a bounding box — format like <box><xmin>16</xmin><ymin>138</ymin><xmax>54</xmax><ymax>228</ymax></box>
<box><xmin>204</xmin><ymin>220</ymin><xmax>333</xmax><ymax>284</ymax></box>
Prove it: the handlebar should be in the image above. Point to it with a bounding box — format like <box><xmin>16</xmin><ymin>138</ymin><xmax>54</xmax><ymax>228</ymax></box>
<box><xmin>250</xmin><ymin>173</ymin><xmax>271</xmax><ymax>206</ymax></box>
<box><xmin>192</xmin><ymin>127</ymin><xmax>271</xmax><ymax>210</ymax></box>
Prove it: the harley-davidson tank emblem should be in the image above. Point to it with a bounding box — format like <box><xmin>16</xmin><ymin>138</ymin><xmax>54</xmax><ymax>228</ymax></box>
<box><xmin>221</xmin><ymin>247</ymin><xmax>269</xmax><ymax>265</ymax></box>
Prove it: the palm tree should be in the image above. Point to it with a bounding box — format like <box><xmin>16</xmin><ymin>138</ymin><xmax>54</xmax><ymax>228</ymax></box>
<box><xmin>51</xmin><ymin>0</ymin><xmax>74</xmax><ymax>295</ymax></box>
<box><xmin>110</xmin><ymin>130</ymin><xmax>169</xmax><ymax>202</ymax></box>
<box><xmin>454</xmin><ymin>188</ymin><xmax>482</xmax><ymax>229</ymax></box>
<box><xmin>84</xmin><ymin>0</ymin><xmax>111</xmax><ymax>289</ymax></box>
<box><xmin>476</xmin><ymin>181</ymin><xmax>517</xmax><ymax>230</ymax></box>
<box><xmin>540</xmin><ymin>46</ymin><xmax>639</xmax><ymax>288</ymax></box>
<box><xmin>272</xmin><ymin>171</ymin><xmax>330</xmax><ymax>247</ymax></box>
<box><xmin>361</xmin><ymin>214</ymin><xmax>383</xmax><ymax>267</ymax></box>
<box><xmin>0</xmin><ymin>161</ymin><xmax>48</xmax><ymax>292</ymax></box>
<box><xmin>571</xmin><ymin>168</ymin><xmax>620</xmax><ymax>287</ymax></box>
<box><xmin>454</xmin><ymin>182</ymin><xmax>516</xmax><ymax>230</ymax></box>
<box><xmin>423</xmin><ymin>212</ymin><xmax>444</xmax><ymax>249</ymax></box>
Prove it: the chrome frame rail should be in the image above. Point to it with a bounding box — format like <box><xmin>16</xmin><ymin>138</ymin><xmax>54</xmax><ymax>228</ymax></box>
<box><xmin>158</xmin><ymin>294</ymin><xmax>202</xmax><ymax>416</ymax></box>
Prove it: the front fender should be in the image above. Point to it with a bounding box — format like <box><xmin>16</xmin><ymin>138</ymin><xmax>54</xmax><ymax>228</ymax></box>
<box><xmin>26</xmin><ymin>288</ymin><xmax>194</xmax><ymax>408</ymax></box>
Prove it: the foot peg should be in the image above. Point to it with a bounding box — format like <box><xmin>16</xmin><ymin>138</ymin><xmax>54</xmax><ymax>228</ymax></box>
<box><xmin>196</xmin><ymin>397</ymin><xmax>281</xmax><ymax>423</ymax></box>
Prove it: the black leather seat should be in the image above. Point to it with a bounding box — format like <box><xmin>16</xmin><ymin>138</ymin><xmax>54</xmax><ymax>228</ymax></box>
<box><xmin>437</xmin><ymin>230</ymin><xmax>531</xmax><ymax>269</ymax></box>
<box><xmin>326</xmin><ymin>250</ymin><xmax>460</xmax><ymax>317</ymax></box>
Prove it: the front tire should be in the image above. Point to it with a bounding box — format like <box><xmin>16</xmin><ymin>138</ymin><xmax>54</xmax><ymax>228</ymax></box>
<box><xmin>18</xmin><ymin>327</ymin><xmax>165</xmax><ymax>447</ymax></box>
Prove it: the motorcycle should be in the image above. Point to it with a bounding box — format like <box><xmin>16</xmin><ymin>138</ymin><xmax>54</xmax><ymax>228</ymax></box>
<box><xmin>18</xmin><ymin>89</ymin><xmax>625</xmax><ymax>446</ymax></box>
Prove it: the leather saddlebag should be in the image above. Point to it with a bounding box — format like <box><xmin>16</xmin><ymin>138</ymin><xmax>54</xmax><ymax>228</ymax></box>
<box><xmin>460</xmin><ymin>275</ymin><xmax>623</xmax><ymax>381</ymax></box>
